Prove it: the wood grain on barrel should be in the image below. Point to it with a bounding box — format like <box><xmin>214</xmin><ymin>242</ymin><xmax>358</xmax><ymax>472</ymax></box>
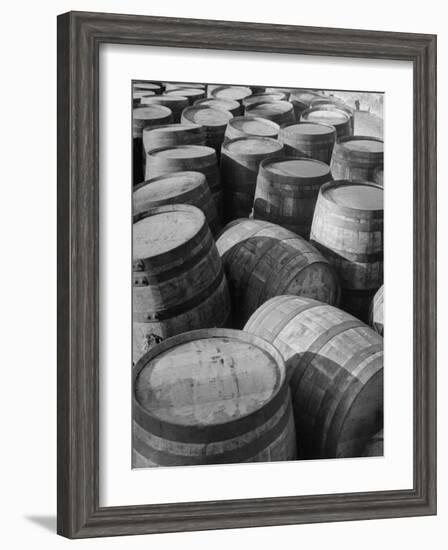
<box><xmin>133</xmin><ymin>171</ymin><xmax>221</xmax><ymax>235</ymax></box>
<box><xmin>301</xmin><ymin>106</ymin><xmax>352</xmax><ymax>139</ymax></box>
<box><xmin>369</xmin><ymin>285</ymin><xmax>384</xmax><ymax>336</ymax></box>
<box><xmin>278</xmin><ymin>122</ymin><xmax>336</xmax><ymax>164</ymax></box>
<box><xmin>331</xmin><ymin>136</ymin><xmax>384</xmax><ymax>182</ymax></box>
<box><xmin>245</xmin><ymin>101</ymin><xmax>295</xmax><ymax>125</ymax></box>
<box><xmin>253</xmin><ymin>157</ymin><xmax>333</xmax><ymax>238</ymax></box>
<box><xmin>132</xmin><ymin>205</ymin><xmax>230</xmax><ymax>363</ymax></box>
<box><xmin>244</xmin><ymin>295</ymin><xmax>383</xmax><ymax>459</ymax></box>
<box><xmin>221</xmin><ymin>137</ymin><xmax>284</xmax><ymax>221</ymax></box>
<box><xmin>310</xmin><ymin>181</ymin><xmax>384</xmax><ymax>321</ymax></box>
<box><xmin>133</xmin><ymin>329</ymin><xmax>297</xmax><ymax>466</ymax></box>
<box><xmin>224</xmin><ymin>116</ymin><xmax>280</xmax><ymax>142</ymax></box>
<box><xmin>216</xmin><ymin>219</ymin><xmax>340</xmax><ymax>328</ymax></box>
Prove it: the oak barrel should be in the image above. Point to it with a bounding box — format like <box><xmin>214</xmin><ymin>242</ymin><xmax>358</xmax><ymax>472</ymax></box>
<box><xmin>164</xmin><ymin>82</ymin><xmax>205</xmax><ymax>91</ymax></box>
<box><xmin>289</xmin><ymin>90</ymin><xmax>322</xmax><ymax>120</ymax></box>
<box><xmin>181</xmin><ymin>105</ymin><xmax>233</xmax><ymax>158</ymax></box>
<box><xmin>220</xmin><ymin>137</ymin><xmax>284</xmax><ymax>221</ymax></box>
<box><xmin>373</xmin><ymin>166</ymin><xmax>384</xmax><ymax>187</ymax></box>
<box><xmin>216</xmin><ymin>219</ymin><xmax>340</xmax><ymax>328</ymax></box>
<box><xmin>140</xmin><ymin>94</ymin><xmax>189</xmax><ymax>123</ymax></box>
<box><xmin>166</xmin><ymin>87</ymin><xmax>206</xmax><ymax>105</ymax></box>
<box><xmin>210</xmin><ymin>85</ymin><xmax>253</xmax><ymax>103</ymax></box>
<box><xmin>133</xmin><ymin>171</ymin><xmax>221</xmax><ymax>236</ymax></box>
<box><xmin>224</xmin><ymin>116</ymin><xmax>280</xmax><ymax>142</ymax></box>
<box><xmin>142</xmin><ymin>123</ymin><xmax>206</xmax><ymax>155</ymax></box>
<box><xmin>133</xmin><ymin>105</ymin><xmax>173</xmax><ymax>185</ymax></box>
<box><xmin>244</xmin><ymin>295</ymin><xmax>383</xmax><ymax>459</ymax></box>
<box><xmin>133</xmin><ymin>328</ymin><xmax>297</xmax><ymax>467</ymax></box>
<box><xmin>310</xmin><ymin>180</ymin><xmax>384</xmax><ymax>321</ymax></box>
<box><xmin>145</xmin><ymin>145</ymin><xmax>223</xmax><ymax>217</ymax></box>
<box><xmin>245</xmin><ymin>101</ymin><xmax>295</xmax><ymax>126</ymax></box>
<box><xmin>369</xmin><ymin>285</ymin><xmax>384</xmax><ymax>336</ymax></box>
<box><xmin>133</xmin><ymin>90</ymin><xmax>155</xmax><ymax>107</ymax></box>
<box><xmin>242</xmin><ymin>92</ymin><xmax>288</xmax><ymax>108</ymax></box>
<box><xmin>278</xmin><ymin>122</ymin><xmax>336</xmax><ymax>164</ymax></box>
<box><xmin>253</xmin><ymin>157</ymin><xmax>333</xmax><ymax>239</ymax></box>
<box><xmin>265</xmin><ymin>87</ymin><xmax>296</xmax><ymax>100</ymax></box>
<box><xmin>194</xmin><ymin>97</ymin><xmax>243</xmax><ymax>117</ymax></box>
<box><xmin>310</xmin><ymin>99</ymin><xmax>355</xmax><ymax>132</ymax></box>
<box><xmin>132</xmin><ymin>205</ymin><xmax>230</xmax><ymax>363</ymax></box>
<box><xmin>133</xmin><ymin>81</ymin><xmax>163</xmax><ymax>95</ymax></box>
<box><xmin>301</xmin><ymin>106</ymin><xmax>352</xmax><ymax>138</ymax></box>
<box><xmin>331</xmin><ymin>136</ymin><xmax>384</xmax><ymax>182</ymax></box>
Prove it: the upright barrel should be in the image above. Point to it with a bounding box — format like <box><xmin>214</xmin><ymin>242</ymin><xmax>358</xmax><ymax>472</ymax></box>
<box><xmin>224</xmin><ymin>116</ymin><xmax>280</xmax><ymax>142</ymax></box>
<box><xmin>301</xmin><ymin>106</ymin><xmax>352</xmax><ymax>138</ymax></box>
<box><xmin>133</xmin><ymin>329</ymin><xmax>297</xmax><ymax>467</ymax></box>
<box><xmin>220</xmin><ymin>137</ymin><xmax>284</xmax><ymax>221</ymax></box>
<box><xmin>245</xmin><ymin>101</ymin><xmax>295</xmax><ymax>125</ymax></box>
<box><xmin>290</xmin><ymin>90</ymin><xmax>322</xmax><ymax>120</ymax></box>
<box><xmin>369</xmin><ymin>285</ymin><xmax>384</xmax><ymax>336</ymax></box>
<box><xmin>243</xmin><ymin>92</ymin><xmax>288</xmax><ymax>108</ymax></box>
<box><xmin>216</xmin><ymin>219</ymin><xmax>340</xmax><ymax>328</ymax></box>
<box><xmin>142</xmin><ymin>123</ymin><xmax>206</xmax><ymax>154</ymax></box>
<box><xmin>133</xmin><ymin>171</ymin><xmax>221</xmax><ymax>236</ymax></box>
<box><xmin>166</xmin><ymin>87</ymin><xmax>206</xmax><ymax>105</ymax></box>
<box><xmin>331</xmin><ymin>136</ymin><xmax>384</xmax><ymax>182</ymax></box>
<box><xmin>181</xmin><ymin>105</ymin><xmax>233</xmax><ymax>159</ymax></box>
<box><xmin>373</xmin><ymin>166</ymin><xmax>384</xmax><ymax>187</ymax></box>
<box><xmin>310</xmin><ymin>181</ymin><xmax>384</xmax><ymax>321</ymax></box>
<box><xmin>310</xmin><ymin>99</ymin><xmax>355</xmax><ymax>132</ymax></box>
<box><xmin>145</xmin><ymin>145</ymin><xmax>223</xmax><ymax>217</ymax></box>
<box><xmin>244</xmin><ymin>295</ymin><xmax>383</xmax><ymax>459</ymax></box>
<box><xmin>133</xmin><ymin>81</ymin><xmax>163</xmax><ymax>95</ymax></box>
<box><xmin>133</xmin><ymin>105</ymin><xmax>173</xmax><ymax>185</ymax></box>
<box><xmin>253</xmin><ymin>157</ymin><xmax>333</xmax><ymax>239</ymax></box>
<box><xmin>194</xmin><ymin>97</ymin><xmax>243</xmax><ymax>117</ymax></box>
<box><xmin>265</xmin><ymin>87</ymin><xmax>295</xmax><ymax>100</ymax></box>
<box><xmin>133</xmin><ymin>205</ymin><xmax>230</xmax><ymax>363</ymax></box>
<box><xmin>210</xmin><ymin>85</ymin><xmax>253</xmax><ymax>103</ymax></box>
<box><xmin>278</xmin><ymin>122</ymin><xmax>336</xmax><ymax>164</ymax></box>
<box><xmin>133</xmin><ymin>90</ymin><xmax>155</xmax><ymax>107</ymax></box>
<box><xmin>140</xmin><ymin>94</ymin><xmax>189</xmax><ymax>122</ymax></box>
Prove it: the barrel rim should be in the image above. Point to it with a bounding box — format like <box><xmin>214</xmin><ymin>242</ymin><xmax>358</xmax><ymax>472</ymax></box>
<box><xmin>133</xmin><ymin>328</ymin><xmax>288</xmax><ymax>439</ymax></box>
<box><xmin>279</xmin><ymin>120</ymin><xmax>337</xmax><ymax>136</ymax></box>
<box><xmin>334</xmin><ymin>135</ymin><xmax>384</xmax><ymax>156</ymax></box>
<box><xmin>133</xmin><ymin>104</ymin><xmax>173</xmax><ymax>119</ymax></box>
<box><xmin>133</xmin><ymin>171</ymin><xmax>207</xmax><ymax>193</ymax></box>
<box><xmin>166</xmin><ymin>87</ymin><xmax>206</xmax><ymax>96</ymax></box>
<box><xmin>242</xmin><ymin>91</ymin><xmax>288</xmax><ymax>107</ymax></box>
<box><xmin>142</xmin><ymin>122</ymin><xmax>203</xmax><ymax>135</ymax></box>
<box><xmin>146</xmin><ymin>143</ymin><xmax>217</xmax><ymax>160</ymax></box>
<box><xmin>310</xmin><ymin>98</ymin><xmax>354</xmax><ymax>114</ymax></box>
<box><xmin>318</xmin><ymin>179</ymin><xmax>384</xmax><ymax>214</ymax></box>
<box><xmin>258</xmin><ymin>154</ymin><xmax>332</xmax><ymax>181</ymax></box>
<box><xmin>245</xmin><ymin>100</ymin><xmax>294</xmax><ymax>115</ymax></box>
<box><xmin>182</xmin><ymin>104</ymin><xmax>234</xmax><ymax>127</ymax></box>
<box><xmin>194</xmin><ymin>97</ymin><xmax>240</xmax><ymax>110</ymax></box>
<box><xmin>221</xmin><ymin>135</ymin><xmax>283</xmax><ymax>157</ymax></box>
<box><xmin>300</xmin><ymin>105</ymin><xmax>351</xmax><ymax>125</ymax></box>
<box><xmin>227</xmin><ymin>115</ymin><xmax>280</xmax><ymax>134</ymax></box>
<box><xmin>210</xmin><ymin>85</ymin><xmax>253</xmax><ymax>100</ymax></box>
<box><xmin>141</xmin><ymin>94</ymin><xmax>189</xmax><ymax>105</ymax></box>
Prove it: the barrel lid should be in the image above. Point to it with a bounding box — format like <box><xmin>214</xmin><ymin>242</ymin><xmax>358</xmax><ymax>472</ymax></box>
<box><xmin>133</xmin><ymin>82</ymin><xmax>163</xmax><ymax>91</ymax></box>
<box><xmin>149</xmin><ymin>144</ymin><xmax>215</xmax><ymax>159</ymax></box>
<box><xmin>263</xmin><ymin>158</ymin><xmax>331</xmax><ymax>178</ymax></box>
<box><xmin>340</xmin><ymin>137</ymin><xmax>384</xmax><ymax>153</ymax></box>
<box><xmin>133</xmin><ymin>204</ymin><xmax>205</xmax><ymax>260</ymax></box>
<box><xmin>143</xmin><ymin>123</ymin><xmax>202</xmax><ymax>135</ymax></box>
<box><xmin>323</xmin><ymin>181</ymin><xmax>383</xmax><ymax>211</ymax></box>
<box><xmin>247</xmin><ymin>101</ymin><xmax>292</xmax><ymax>115</ymax></box>
<box><xmin>142</xmin><ymin>94</ymin><xmax>188</xmax><ymax>105</ymax></box>
<box><xmin>164</xmin><ymin>82</ymin><xmax>205</xmax><ymax>90</ymax></box>
<box><xmin>133</xmin><ymin>105</ymin><xmax>172</xmax><ymax>120</ymax></box>
<box><xmin>281</xmin><ymin>122</ymin><xmax>335</xmax><ymax>136</ymax></box>
<box><xmin>290</xmin><ymin>91</ymin><xmax>321</xmax><ymax>104</ymax></box>
<box><xmin>224</xmin><ymin>136</ymin><xmax>282</xmax><ymax>155</ymax></box>
<box><xmin>134</xmin><ymin>172</ymin><xmax>206</xmax><ymax>203</ymax></box>
<box><xmin>133</xmin><ymin>90</ymin><xmax>156</xmax><ymax>99</ymax></box>
<box><xmin>195</xmin><ymin>98</ymin><xmax>240</xmax><ymax>111</ymax></box>
<box><xmin>211</xmin><ymin>85</ymin><xmax>253</xmax><ymax>101</ymax></box>
<box><xmin>183</xmin><ymin>106</ymin><xmax>233</xmax><ymax>126</ymax></box>
<box><xmin>243</xmin><ymin>92</ymin><xmax>287</xmax><ymax>107</ymax></box>
<box><xmin>134</xmin><ymin>329</ymin><xmax>284</xmax><ymax>426</ymax></box>
<box><xmin>166</xmin><ymin>88</ymin><xmax>205</xmax><ymax>98</ymax></box>
<box><xmin>303</xmin><ymin>108</ymin><xmax>349</xmax><ymax>125</ymax></box>
<box><xmin>228</xmin><ymin>116</ymin><xmax>279</xmax><ymax>136</ymax></box>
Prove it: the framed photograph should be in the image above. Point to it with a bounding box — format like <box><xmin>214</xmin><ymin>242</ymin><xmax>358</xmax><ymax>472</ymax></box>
<box><xmin>57</xmin><ymin>11</ymin><xmax>437</xmax><ymax>538</ymax></box>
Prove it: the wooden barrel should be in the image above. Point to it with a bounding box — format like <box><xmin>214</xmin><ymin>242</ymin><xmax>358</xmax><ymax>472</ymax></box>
<box><xmin>166</xmin><ymin>87</ymin><xmax>206</xmax><ymax>105</ymax></box>
<box><xmin>145</xmin><ymin>145</ymin><xmax>223</xmax><ymax>217</ymax></box>
<box><xmin>290</xmin><ymin>90</ymin><xmax>322</xmax><ymax>120</ymax></box>
<box><xmin>301</xmin><ymin>107</ymin><xmax>352</xmax><ymax>138</ymax></box>
<box><xmin>133</xmin><ymin>90</ymin><xmax>155</xmax><ymax>107</ymax></box>
<box><xmin>132</xmin><ymin>205</ymin><xmax>231</xmax><ymax>363</ymax></box>
<box><xmin>369</xmin><ymin>285</ymin><xmax>384</xmax><ymax>336</ymax></box>
<box><xmin>253</xmin><ymin>157</ymin><xmax>333</xmax><ymax>239</ymax></box>
<box><xmin>244</xmin><ymin>295</ymin><xmax>383</xmax><ymax>459</ymax></box>
<box><xmin>331</xmin><ymin>136</ymin><xmax>384</xmax><ymax>182</ymax></box>
<box><xmin>140</xmin><ymin>94</ymin><xmax>189</xmax><ymax>122</ymax></box>
<box><xmin>164</xmin><ymin>82</ymin><xmax>206</xmax><ymax>91</ymax></box>
<box><xmin>265</xmin><ymin>87</ymin><xmax>296</xmax><ymax>100</ymax></box>
<box><xmin>310</xmin><ymin>99</ymin><xmax>355</xmax><ymax>132</ymax></box>
<box><xmin>194</xmin><ymin>97</ymin><xmax>243</xmax><ymax>117</ymax></box>
<box><xmin>310</xmin><ymin>181</ymin><xmax>384</xmax><ymax>321</ymax></box>
<box><xmin>216</xmin><ymin>219</ymin><xmax>340</xmax><ymax>328</ymax></box>
<box><xmin>133</xmin><ymin>328</ymin><xmax>297</xmax><ymax>467</ymax></box>
<box><xmin>361</xmin><ymin>429</ymin><xmax>384</xmax><ymax>457</ymax></box>
<box><xmin>133</xmin><ymin>171</ymin><xmax>221</xmax><ymax>236</ymax></box>
<box><xmin>210</xmin><ymin>85</ymin><xmax>253</xmax><ymax>103</ymax></box>
<box><xmin>133</xmin><ymin>81</ymin><xmax>163</xmax><ymax>95</ymax></box>
<box><xmin>181</xmin><ymin>105</ymin><xmax>233</xmax><ymax>159</ymax></box>
<box><xmin>373</xmin><ymin>166</ymin><xmax>384</xmax><ymax>187</ymax></box>
<box><xmin>220</xmin><ymin>137</ymin><xmax>284</xmax><ymax>221</ymax></box>
<box><xmin>278</xmin><ymin>122</ymin><xmax>336</xmax><ymax>164</ymax></box>
<box><xmin>243</xmin><ymin>92</ymin><xmax>288</xmax><ymax>108</ymax></box>
<box><xmin>133</xmin><ymin>105</ymin><xmax>173</xmax><ymax>185</ymax></box>
<box><xmin>142</xmin><ymin>123</ymin><xmax>206</xmax><ymax>155</ymax></box>
<box><xmin>245</xmin><ymin>101</ymin><xmax>295</xmax><ymax>125</ymax></box>
<box><xmin>249</xmin><ymin>85</ymin><xmax>266</xmax><ymax>95</ymax></box>
<box><xmin>224</xmin><ymin>116</ymin><xmax>280</xmax><ymax>142</ymax></box>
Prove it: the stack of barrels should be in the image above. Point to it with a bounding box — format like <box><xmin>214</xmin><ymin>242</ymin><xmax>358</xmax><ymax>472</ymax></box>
<box><xmin>132</xmin><ymin>81</ymin><xmax>385</xmax><ymax>467</ymax></box>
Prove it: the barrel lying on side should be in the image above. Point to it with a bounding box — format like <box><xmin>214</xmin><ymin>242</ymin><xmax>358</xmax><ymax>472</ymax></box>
<box><xmin>133</xmin><ymin>328</ymin><xmax>297</xmax><ymax>467</ymax></box>
<box><xmin>244</xmin><ymin>295</ymin><xmax>383</xmax><ymax>459</ymax></box>
<box><xmin>133</xmin><ymin>205</ymin><xmax>230</xmax><ymax>363</ymax></box>
<box><xmin>310</xmin><ymin>180</ymin><xmax>384</xmax><ymax>321</ymax></box>
<box><xmin>253</xmin><ymin>157</ymin><xmax>333</xmax><ymax>239</ymax></box>
<box><xmin>301</xmin><ymin>106</ymin><xmax>352</xmax><ymax>139</ymax></box>
<box><xmin>278</xmin><ymin>122</ymin><xmax>336</xmax><ymax>164</ymax></box>
<box><xmin>369</xmin><ymin>285</ymin><xmax>384</xmax><ymax>336</ymax></box>
<box><xmin>133</xmin><ymin>171</ymin><xmax>221</xmax><ymax>236</ymax></box>
<box><xmin>216</xmin><ymin>219</ymin><xmax>340</xmax><ymax>328</ymax></box>
<box><xmin>224</xmin><ymin>116</ymin><xmax>280</xmax><ymax>142</ymax></box>
<box><xmin>331</xmin><ymin>136</ymin><xmax>384</xmax><ymax>182</ymax></box>
<box><xmin>145</xmin><ymin>145</ymin><xmax>223</xmax><ymax>218</ymax></box>
<box><xmin>220</xmin><ymin>137</ymin><xmax>284</xmax><ymax>221</ymax></box>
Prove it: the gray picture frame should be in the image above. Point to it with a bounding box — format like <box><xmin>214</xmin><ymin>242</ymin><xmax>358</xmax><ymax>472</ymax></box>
<box><xmin>57</xmin><ymin>11</ymin><xmax>437</xmax><ymax>538</ymax></box>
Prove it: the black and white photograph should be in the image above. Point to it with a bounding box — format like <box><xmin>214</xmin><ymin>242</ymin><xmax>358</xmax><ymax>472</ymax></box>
<box><xmin>132</xmin><ymin>81</ymin><xmax>384</xmax><ymax>468</ymax></box>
